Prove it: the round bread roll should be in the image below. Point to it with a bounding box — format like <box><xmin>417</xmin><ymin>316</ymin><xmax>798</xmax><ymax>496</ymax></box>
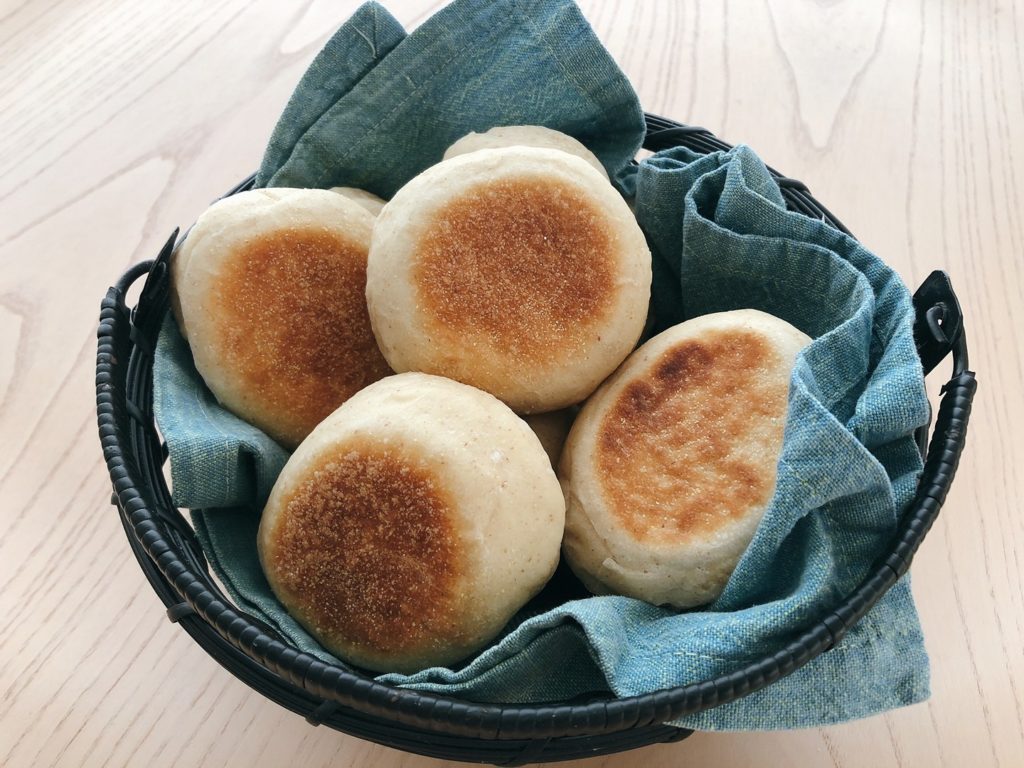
<box><xmin>560</xmin><ymin>309</ymin><xmax>811</xmax><ymax>609</ymax></box>
<box><xmin>367</xmin><ymin>147</ymin><xmax>651</xmax><ymax>413</ymax></box>
<box><xmin>258</xmin><ymin>373</ymin><xmax>565</xmax><ymax>673</ymax></box>
<box><xmin>443</xmin><ymin>125</ymin><xmax>609</xmax><ymax>179</ymax></box>
<box><xmin>172</xmin><ymin>188</ymin><xmax>391</xmax><ymax>448</ymax></box>
<box><xmin>523</xmin><ymin>409</ymin><xmax>576</xmax><ymax>468</ymax></box>
<box><xmin>329</xmin><ymin>186</ymin><xmax>386</xmax><ymax>216</ymax></box>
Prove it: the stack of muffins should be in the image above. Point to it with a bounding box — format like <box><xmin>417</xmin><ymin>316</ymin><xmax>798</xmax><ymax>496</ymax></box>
<box><xmin>171</xmin><ymin>126</ymin><xmax>809</xmax><ymax>673</ymax></box>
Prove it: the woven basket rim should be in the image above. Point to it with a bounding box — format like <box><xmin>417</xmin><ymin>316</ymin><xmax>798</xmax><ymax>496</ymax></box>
<box><xmin>95</xmin><ymin>114</ymin><xmax>976</xmax><ymax>754</ymax></box>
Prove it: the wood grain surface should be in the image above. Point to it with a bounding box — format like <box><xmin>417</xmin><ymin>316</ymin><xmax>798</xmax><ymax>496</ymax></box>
<box><xmin>1</xmin><ymin>1</ymin><xmax>1021</xmax><ymax>766</ymax></box>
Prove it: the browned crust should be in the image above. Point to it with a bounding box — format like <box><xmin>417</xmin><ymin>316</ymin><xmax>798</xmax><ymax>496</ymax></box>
<box><xmin>596</xmin><ymin>329</ymin><xmax>788</xmax><ymax>543</ymax></box>
<box><xmin>211</xmin><ymin>228</ymin><xmax>391</xmax><ymax>447</ymax></box>
<box><xmin>412</xmin><ymin>176</ymin><xmax>618</xmax><ymax>365</ymax></box>
<box><xmin>264</xmin><ymin>440</ymin><xmax>468</xmax><ymax>659</ymax></box>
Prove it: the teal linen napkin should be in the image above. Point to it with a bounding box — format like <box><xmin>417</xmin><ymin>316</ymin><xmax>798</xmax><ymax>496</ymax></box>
<box><xmin>153</xmin><ymin>0</ymin><xmax>932</xmax><ymax>730</ymax></box>
<box><xmin>257</xmin><ymin>3</ymin><xmax>407</xmax><ymax>181</ymax></box>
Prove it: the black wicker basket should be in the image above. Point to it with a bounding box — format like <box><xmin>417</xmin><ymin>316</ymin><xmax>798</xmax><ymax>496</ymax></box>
<box><xmin>95</xmin><ymin>114</ymin><xmax>977</xmax><ymax>766</ymax></box>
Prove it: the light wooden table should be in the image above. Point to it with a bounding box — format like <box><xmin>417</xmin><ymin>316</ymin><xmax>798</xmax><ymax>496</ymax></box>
<box><xmin>1</xmin><ymin>1</ymin><xmax>1021</xmax><ymax>766</ymax></box>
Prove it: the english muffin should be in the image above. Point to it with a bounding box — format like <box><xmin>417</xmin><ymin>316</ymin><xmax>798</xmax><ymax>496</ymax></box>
<box><xmin>560</xmin><ymin>309</ymin><xmax>811</xmax><ymax>608</ymax></box>
<box><xmin>172</xmin><ymin>188</ymin><xmax>391</xmax><ymax>448</ymax></box>
<box><xmin>366</xmin><ymin>147</ymin><xmax>651</xmax><ymax>413</ymax></box>
<box><xmin>257</xmin><ymin>373</ymin><xmax>565</xmax><ymax>673</ymax></box>
<box><xmin>443</xmin><ymin>125</ymin><xmax>609</xmax><ymax>178</ymax></box>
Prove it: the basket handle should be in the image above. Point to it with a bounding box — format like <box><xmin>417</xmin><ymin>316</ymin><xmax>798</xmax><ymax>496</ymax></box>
<box><xmin>912</xmin><ymin>270</ymin><xmax>968</xmax><ymax>377</ymax></box>
<box><xmin>104</xmin><ymin>256</ymin><xmax>973</xmax><ymax>477</ymax></box>
<box><xmin>108</xmin><ymin>253</ymin><xmax>973</xmax><ymax>423</ymax></box>
<box><xmin>99</xmin><ymin>228</ymin><xmax>194</xmax><ymax>544</ymax></box>
<box><xmin>909</xmin><ymin>270</ymin><xmax>973</xmax><ymax>457</ymax></box>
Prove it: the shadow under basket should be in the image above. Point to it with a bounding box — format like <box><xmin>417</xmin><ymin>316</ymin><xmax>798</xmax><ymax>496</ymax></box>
<box><xmin>95</xmin><ymin>115</ymin><xmax>977</xmax><ymax>766</ymax></box>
